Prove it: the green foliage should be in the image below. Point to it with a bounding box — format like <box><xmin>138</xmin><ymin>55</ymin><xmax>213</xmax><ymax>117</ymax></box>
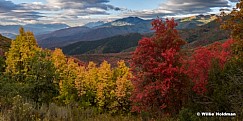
<box><xmin>0</xmin><ymin>56</ymin><xmax>5</xmax><ymax>75</ymax></box>
<box><xmin>178</xmin><ymin>108</ymin><xmax>200</xmax><ymax>121</ymax></box>
<box><xmin>186</xmin><ymin>59</ymin><xmax>243</xmax><ymax>120</ymax></box>
<box><xmin>209</xmin><ymin>59</ymin><xmax>243</xmax><ymax>116</ymax></box>
<box><xmin>1</xmin><ymin>95</ymin><xmax>140</xmax><ymax>121</ymax></box>
<box><xmin>58</xmin><ymin>58</ymin><xmax>80</xmax><ymax>104</ymax></box>
<box><xmin>24</xmin><ymin>50</ymin><xmax>59</xmax><ymax>104</ymax></box>
<box><xmin>4</xmin><ymin>95</ymin><xmax>36</xmax><ymax>121</ymax></box>
<box><xmin>2</xmin><ymin>28</ymin><xmax>57</xmax><ymax>105</ymax></box>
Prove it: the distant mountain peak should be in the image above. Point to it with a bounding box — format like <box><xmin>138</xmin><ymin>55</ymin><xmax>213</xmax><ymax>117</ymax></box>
<box><xmin>84</xmin><ymin>21</ymin><xmax>107</xmax><ymax>28</ymax></box>
<box><xmin>115</xmin><ymin>16</ymin><xmax>144</xmax><ymax>23</ymax></box>
<box><xmin>100</xmin><ymin>16</ymin><xmax>146</xmax><ymax>27</ymax></box>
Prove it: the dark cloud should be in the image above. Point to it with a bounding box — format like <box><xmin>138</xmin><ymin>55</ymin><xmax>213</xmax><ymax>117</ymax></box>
<box><xmin>0</xmin><ymin>0</ymin><xmax>43</xmax><ymax>24</ymax></box>
<box><xmin>0</xmin><ymin>0</ymin><xmax>18</xmax><ymax>13</ymax></box>
<box><xmin>161</xmin><ymin>0</ymin><xmax>230</xmax><ymax>14</ymax></box>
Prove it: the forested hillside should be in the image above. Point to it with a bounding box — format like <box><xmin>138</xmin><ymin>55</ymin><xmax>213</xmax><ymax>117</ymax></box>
<box><xmin>0</xmin><ymin>34</ymin><xmax>11</xmax><ymax>55</ymax></box>
<box><xmin>62</xmin><ymin>33</ymin><xmax>144</xmax><ymax>55</ymax></box>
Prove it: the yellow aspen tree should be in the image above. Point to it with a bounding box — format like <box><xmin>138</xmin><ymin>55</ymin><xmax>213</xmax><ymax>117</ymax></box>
<box><xmin>114</xmin><ymin>60</ymin><xmax>133</xmax><ymax>99</ymax></box>
<box><xmin>51</xmin><ymin>48</ymin><xmax>67</xmax><ymax>81</ymax></box>
<box><xmin>58</xmin><ymin>58</ymin><xmax>79</xmax><ymax>104</ymax></box>
<box><xmin>112</xmin><ymin>60</ymin><xmax>133</xmax><ymax>113</ymax></box>
<box><xmin>96</xmin><ymin>61</ymin><xmax>114</xmax><ymax>111</ymax></box>
<box><xmin>75</xmin><ymin>62</ymin><xmax>98</xmax><ymax>107</ymax></box>
<box><xmin>5</xmin><ymin>27</ymin><xmax>40</xmax><ymax>81</ymax></box>
<box><xmin>74</xmin><ymin>66</ymin><xmax>86</xmax><ymax>97</ymax></box>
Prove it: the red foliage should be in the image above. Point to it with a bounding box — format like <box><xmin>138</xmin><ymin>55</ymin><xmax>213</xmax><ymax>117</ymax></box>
<box><xmin>130</xmin><ymin>18</ymin><xmax>187</xmax><ymax>114</ymax></box>
<box><xmin>185</xmin><ymin>39</ymin><xmax>234</xmax><ymax>94</ymax></box>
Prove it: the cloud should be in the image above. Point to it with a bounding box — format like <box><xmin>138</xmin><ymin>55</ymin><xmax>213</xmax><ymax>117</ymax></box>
<box><xmin>0</xmin><ymin>0</ymin><xmax>18</xmax><ymax>13</ymax></box>
<box><xmin>45</xmin><ymin>0</ymin><xmax>121</xmax><ymax>12</ymax></box>
<box><xmin>123</xmin><ymin>0</ymin><xmax>232</xmax><ymax>18</ymax></box>
<box><xmin>0</xmin><ymin>0</ymin><xmax>122</xmax><ymax>25</ymax></box>
<box><xmin>0</xmin><ymin>0</ymin><xmax>237</xmax><ymax>26</ymax></box>
<box><xmin>0</xmin><ymin>0</ymin><xmax>44</xmax><ymax>25</ymax></box>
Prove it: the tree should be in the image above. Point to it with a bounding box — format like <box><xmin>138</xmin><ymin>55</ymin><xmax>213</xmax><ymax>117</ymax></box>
<box><xmin>130</xmin><ymin>18</ymin><xmax>187</xmax><ymax>114</ymax></box>
<box><xmin>25</xmin><ymin>50</ymin><xmax>59</xmax><ymax>104</ymax></box>
<box><xmin>221</xmin><ymin>0</ymin><xmax>243</xmax><ymax>56</ymax></box>
<box><xmin>0</xmin><ymin>56</ymin><xmax>5</xmax><ymax>75</ymax></box>
<box><xmin>74</xmin><ymin>60</ymin><xmax>133</xmax><ymax>113</ymax></box>
<box><xmin>96</xmin><ymin>61</ymin><xmax>114</xmax><ymax>111</ymax></box>
<box><xmin>51</xmin><ymin>48</ymin><xmax>67</xmax><ymax>81</ymax></box>
<box><xmin>185</xmin><ymin>39</ymin><xmax>234</xmax><ymax>95</ymax></box>
<box><xmin>113</xmin><ymin>60</ymin><xmax>133</xmax><ymax>113</ymax></box>
<box><xmin>5</xmin><ymin>27</ymin><xmax>40</xmax><ymax>81</ymax></box>
<box><xmin>57</xmin><ymin>58</ymin><xmax>80</xmax><ymax>104</ymax></box>
<box><xmin>3</xmin><ymin>28</ymin><xmax>58</xmax><ymax>104</ymax></box>
<box><xmin>75</xmin><ymin>61</ymin><xmax>97</xmax><ymax>107</ymax></box>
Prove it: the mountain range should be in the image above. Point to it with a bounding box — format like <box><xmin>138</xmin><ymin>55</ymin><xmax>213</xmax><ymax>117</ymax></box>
<box><xmin>36</xmin><ymin>14</ymin><xmax>218</xmax><ymax>49</ymax></box>
<box><xmin>0</xmin><ymin>23</ymin><xmax>69</xmax><ymax>39</ymax></box>
<box><xmin>61</xmin><ymin>15</ymin><xmax>228</xmax><ymax>55</ymax></box>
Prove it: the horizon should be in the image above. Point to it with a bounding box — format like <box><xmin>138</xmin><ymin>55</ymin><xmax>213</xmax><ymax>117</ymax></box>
<box><xmin>0</xmin><ymin>0</ymin><xmax>238</xmax><ymax>27</ymax></box>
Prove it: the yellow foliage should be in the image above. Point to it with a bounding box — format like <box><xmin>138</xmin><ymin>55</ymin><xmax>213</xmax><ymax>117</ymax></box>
<box><xmin>74</xmin><ymin>60</ymin><xmax>133</xmax><ymax>113</ymax></box>
<box><xmin>5</xmin><ymin>27</ymin><xmax>41</xmax><ymax>80</ymax></box>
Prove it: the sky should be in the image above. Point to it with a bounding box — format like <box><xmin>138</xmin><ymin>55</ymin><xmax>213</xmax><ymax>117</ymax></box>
<box><xmin>0</xmin><ymin>0</ymin><xmax>238</xmax><ymax>26</ymax></box>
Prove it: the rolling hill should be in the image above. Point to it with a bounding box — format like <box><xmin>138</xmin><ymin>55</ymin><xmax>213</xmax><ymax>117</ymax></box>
<box><xmin>62</xmin><ymin>33</ymin><xmax>145</xmax><ymax>55</ymax></box>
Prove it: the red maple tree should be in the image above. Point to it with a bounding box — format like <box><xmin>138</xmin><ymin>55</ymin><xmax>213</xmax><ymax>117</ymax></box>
<box><xmin>185</xmin><ymin>39</ymin><xmax>234</xmax><ymax>94</ymax></box>
<box><xmin>130</xmin><ymin>18</ymin><xmax>187</xmax><ymax>114</ymax></box>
